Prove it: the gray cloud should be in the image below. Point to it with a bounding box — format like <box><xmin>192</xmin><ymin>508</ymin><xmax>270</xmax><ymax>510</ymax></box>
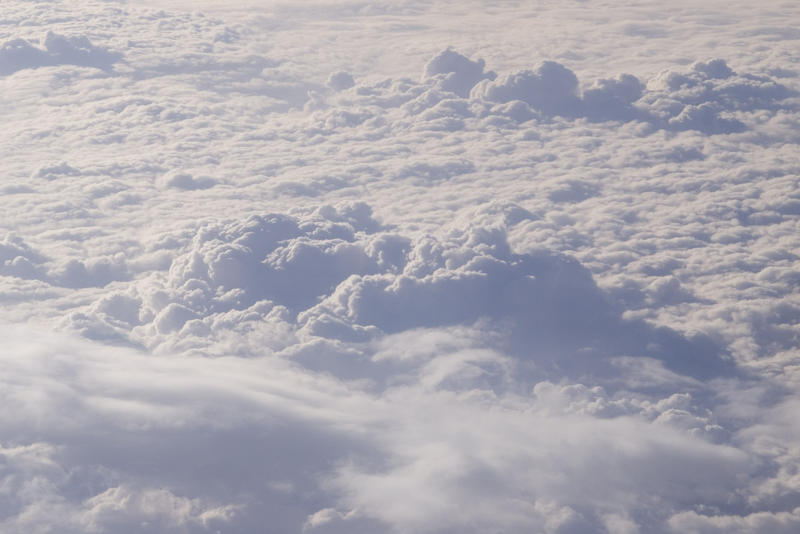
<box><xmin>0</xmin><ymin>32</ymin><xmax>120</xmax><ymax>75</ymax></box>
<box><xmin>472</xmin><ymin>61</ymin><xmax>583</xmax><ymax>117</ymax></box>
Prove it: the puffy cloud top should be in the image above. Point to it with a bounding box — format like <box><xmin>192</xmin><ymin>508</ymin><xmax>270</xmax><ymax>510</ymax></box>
<box><xmin>472</xmin><ymin>61</ymin><xmax>581</xmax><ymax>116</ymax></box>
<box><xmin>422</xmin><ymin>49</ymin><xmax>496</xmax><ymax>97</ymax></box>
<box><xmin>0</xmin><ymin>31</ymin><xmax>119</xmax><ymax>75</ymax></box>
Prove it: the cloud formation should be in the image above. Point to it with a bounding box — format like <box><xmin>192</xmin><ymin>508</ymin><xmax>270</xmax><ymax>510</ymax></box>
<box><xmin>4</xmin><ymin>310</ymin><xmax>798</xmax><ymax>533</ymax></box>
<box><xmin>1</xmin><ymin>1</ymin><xmax>799</xmax><ymax>533</ymax></box>
<box><xmin>0</xmin><ymin>32</ymin><xmax>120</xmax><ymax>75</ymax></box>
<box><xmin>422</xmin><ymin>48</ymin><xmax>496</xmax><ymax>97</ymax></box>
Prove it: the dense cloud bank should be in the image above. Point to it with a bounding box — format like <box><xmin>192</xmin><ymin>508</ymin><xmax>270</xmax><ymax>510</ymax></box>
<box><xmin>1</xmin><ymin>1</ymin><xmax>799</xmax><ymax>533</ymax></box>
<box><xmin>61</xmin><ymin>202</ymin><xmax>732</xmax><ymax>384</ymax></box>
<box><xmin>317</xmin><ymin>49</ymin><xmax>794</xmax><ymax>136</ymax></box>
<box><xmin>3</xmin><ymin>204</ymin><xmax>798</xmax><ymax>533</ymax></box>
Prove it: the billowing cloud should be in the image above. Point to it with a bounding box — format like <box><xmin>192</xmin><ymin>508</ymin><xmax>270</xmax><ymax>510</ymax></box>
<box><xmin>472</xmin><ymin>61</ymin><xmax>582</xmax><ymax>117</ymax></box>
<box><xmin>467</xmin><ymin>55</ymin><xmax>793</xmax><ymax>133</ymax></box>
<box><xmin>1</xmin><ymin>1</ymin><xmax>799</xmax><ymax>533</ymax></box>
<box><xmin>3</xmin><ymin>316</ymin><xmax>798</xmax><ymax>533</ymax></box>
<box><xmin>422</xmin><ymin>48</ymin><xmax>496</xmax><ymax>97</ymax></box>
<box><xmin>0</xmin><ymin>32</ymin><xmax>120</xmax><ymax>75</ymax></box>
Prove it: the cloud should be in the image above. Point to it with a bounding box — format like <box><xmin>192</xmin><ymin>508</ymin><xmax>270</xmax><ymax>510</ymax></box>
<box><xmin>0</xmin><ymin>322</ymin><xmax>781</xmax><ymax>534</ymax></box>
<box><xmin>327</xmin><ymin>71</ymin><xmax>355</xmax><ymax>91</ymax></box>
<box><xmin>581</xmin><ymin>73</ymin><xmax>645</xmax><ymax>121</ymax></box>
<box><xmin>0</xmin><ymin>233</ymin><xmax>131</xmax><ymax>292</ymax></box>
<box><xmin>323</xmin><ymin>396</ymin><xmax>751</xmax><ymax>533</ymax></box>
<box><xmin>472</xmin><ymin>61</ymin><xmax>582</xmax><ymax>117</ymax></box>
<box><xmin>54</xmin><ymin>201</ymin><xmax>732</xmax><ymax>387</ymax></box>
<box><xmin>157</xmin><ymin>172</ymin><xmax>217</xmax><ymax>190</ymax></box>
<box><xmin>0</xmin><ymin>326</ymin><xmax>366</xmax><ymax>533</ymax></box>
<box><xmin>422</xmin><ymin>48</ymin><xmax>496</xmax><ymax>98</ymax></box>
<box><xmin>160</xmin><ymin>203</ymin><xmax>381</xmax><ymax>313</ymax></box>
<box><xmin>53</xmin><ymin>256</ymin><xmax>132</xmax><ymax>289</ymax></box>
<box><xmin>466</xmin><ymin>55</ymin><xmax>795</xmax><ymax>133</ymax></box>
<box><xmin>667</xmin><ymin>102</ymin><xmax>746</xmax><ymax>134</ymax></box>
<box><xmin>0</xmin><ymin>32</ymin><xmax>120</xmax><ymax>75</ymax></box>
<box><xmin>667</xmin><ymin>509</ymin><xmax>800</xmax><ymax>534</ymax></box>
<box><xmin>646</xmin><ymin>59</ymin><xmax>794</xmax><ymax>113</ymax></box>
<box><xmin>0</xmin><ymin>235</ymin><xmax>47</xmax><ymax>280</ymax></box>
<box><xmin>0</xmin><ymin>38</ymin><xmax>50</xmax><ymax>76</ymax></box>
<box><xmin>643</xmin><ymin>58</ymin><xmax>795</xmax><ymax>133</ymax></box>
<box><xmin>293</xmin><ymin>206</ymin><xmax>733</xmax><ymax>383</ymax></box>
<box><xmin>57</xmin><ymin>203</ymin><xmax>390</xmax><ymax>351</ymax></box>
<box><xmin>1</xmin><ymin>2</ymin><xmax>800</xmax><ymax>533</ymax></box>
<box><xmin>315</xmin><ymin>47</ymin><xmax>785</xmax><ymax>141</ymax></box>
<box><xmin>396</xmin><ymin>158</ymin><xmax>476</xmax><ymax>181</ymax></box>
<box><xmin>42</xmin><ymin>32</ymin><xmax>120</xmax><ymax>70</ymax></box>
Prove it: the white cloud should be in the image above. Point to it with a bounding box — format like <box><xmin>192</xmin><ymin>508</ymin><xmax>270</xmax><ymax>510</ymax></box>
<box><xmin>422</xmin><ymin>49</ymin><xmax>496</xmax><ymax>98</ymax></box>
<box><xmin>0</xmin><ymin>322</ymin><xmax>781</xmax><ymax>534</ymax></box>
<box><xmin>667</xmin><ymin>509</ymin><xmax>800</xmax><ymax>534</ymax></box>
<box><xmin>1</xmin><ymin>1</ymin><xmax>799</xmax><ymax>532</ymax></box>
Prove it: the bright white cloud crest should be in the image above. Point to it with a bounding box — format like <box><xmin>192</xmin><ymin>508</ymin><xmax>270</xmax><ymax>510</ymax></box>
<box><xmin>1</xmin><ymin>1</ymin><xmax>799</xmax><ymax>533</ymax></box>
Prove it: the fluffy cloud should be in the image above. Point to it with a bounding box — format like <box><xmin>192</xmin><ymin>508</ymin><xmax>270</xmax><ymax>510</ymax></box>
<box><xmin>0</xmin><ymin>32</ymin><xmax>119</xmax><ymax>75</ymax></box>
<box><xmin>55</xmin><ymin>200</ymin><xmax>732</xmax><ymax>389</ymax></box>
<box><xmin>0</xmin><ymin>235</ymin><xmax>47</xmax><ymax>280</ymax></box>
<box><xmin>472</xmin><ymin>61</ymin><xmax>582</xmax><ymax>117</ymax></box>
<box><xmin>297</xmin><ymin>208</ymin><xmax>732</xmax><ymax>383</ymax></box>
<box><xmin>0</xmin><ymin>322</ymin><xmax>776</xmax><ymax>534</ymax></box>
<box><xmin>422</xmin><ymin>48</ymin><xmax>496</xmax><ymax>97</ymax></box>
<box><xmin>1</xmin><ymin>1</ymin><xmax>799</xmax><ymax>532</ymax></box>
<box><xmin>467</xmin><ymin>55</ymin><xmax>792</xmax><ymax>133</ymax></box>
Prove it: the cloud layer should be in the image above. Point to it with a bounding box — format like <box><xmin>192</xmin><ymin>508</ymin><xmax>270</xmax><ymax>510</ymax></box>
<box><xmin>1</xmin><ymin>1</ymin><xmax>799</xmax><ymax>533</ymax></box>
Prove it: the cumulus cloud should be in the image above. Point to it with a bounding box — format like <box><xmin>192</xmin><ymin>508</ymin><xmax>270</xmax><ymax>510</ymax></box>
<box><xmin>582</xmin><ymin>73</ymin><xmax>645</xmax><ymax>121</ymax></box>
<box><xmin>472</xmin><ymin>61</ymin><xmax>582</xmax><ymax>116</ymax></box>
<box><xmin>158</xmin><ymin>172</ymin><xmax>217</xmax><ymax>190</ymax></box>
<box><xmin>53</xmin><ymin>203</ymin><xmax>391</xmax><ymax>351</ymax></box>
<box><xmin>0</xmin><ymin>234</ymin><xmax>47</xmax><ymax>280</ymax></box>
<box><xmin>0</xmin><ymin>32</ymin><xmax>120</xmax><ymax>75</ymax></box>
<box><xmin>643</xmin><ymin>58</ymin><xmax>795</xmax><ymax>133</ymax></box>
<box><xmin>0</xmin><ymin>234</ymin><xmax>130</xmax><ymax>290</ymax></box>
<box><xmin>326</xmin><ymin>71</ymin><xmax>355</xmax><ymax>91</ymax></box>
<box><xmin>2</xmin><ymin>1</ymin><xmax>800</xmax><ymax>533</ymax></box>
<box><xmin>296</xmin><ymin>208</ymin><xmax>734</xmax><ymax>383</ymax></box>
<box><xmin>422</xmin><ymin>48</ymin><xmax>496</xmax><ymax>97</ymax></box>
<box><xmin>53</xmin><ymin>255</ymin><xmax>132</xmax><ymax>289</ymax></box>
<box><xmin>57</xmin><ymin>201</ymin><xmax>731</xmax><ymax>387</ymax></box>
<box><xmin>0</xmin><ymin>322</ymin><xmax>785</xmax><ymax>534</ymax></box>
<box><xmin>465</xmin><ymin>55</ymin><xmax>793</xmax><ymax>133</ymax></box>
<box><xmin>161</xmin><ymin>203</ymin><xmax>380</xmax><ymax>311</ymax></box>
<box><xmin>667</xmin><ymin>509</ymin><xmax>800</xmax><ymax>534</ymax></box>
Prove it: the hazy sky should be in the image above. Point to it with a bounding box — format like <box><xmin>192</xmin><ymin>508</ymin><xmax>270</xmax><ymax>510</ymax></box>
<box><xmin>1</xmin><ymin>1</ymin><xmax>799</xmax><ymax>533</ymax></box>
